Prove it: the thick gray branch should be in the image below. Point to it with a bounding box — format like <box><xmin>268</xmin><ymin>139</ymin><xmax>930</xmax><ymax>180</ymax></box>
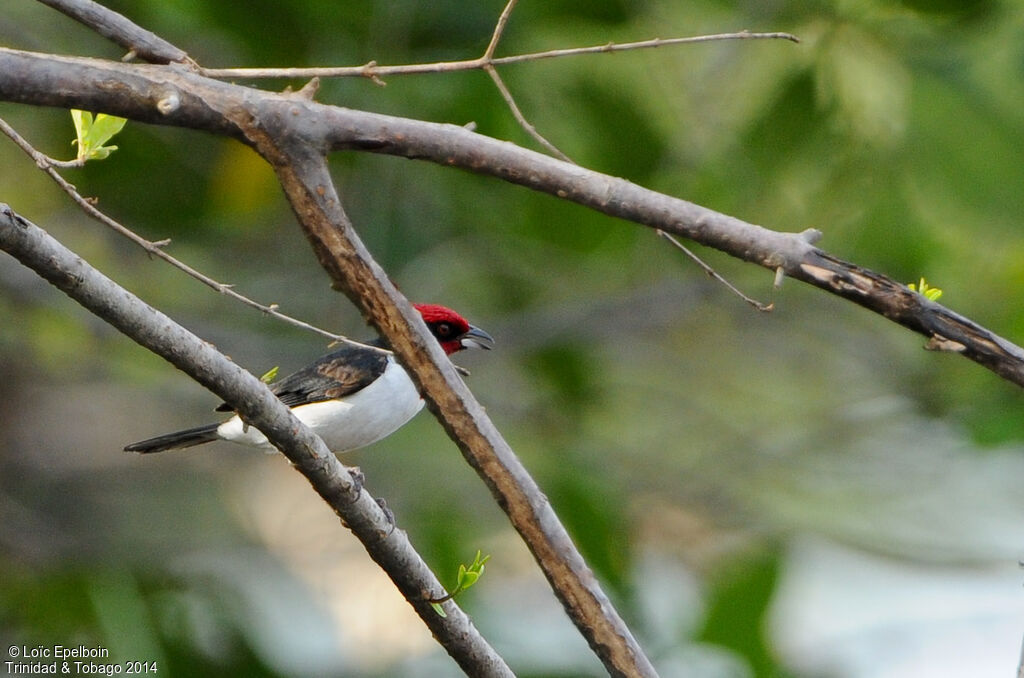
<box><xmin>1</xmin><ymin>47</ymin><xmax>1021</xmax><ymax>388</ymax></box>
<box><xmin>0</xmin><ymin>204</ymin><xmax>514</xmax><ymax>678</ymax></box>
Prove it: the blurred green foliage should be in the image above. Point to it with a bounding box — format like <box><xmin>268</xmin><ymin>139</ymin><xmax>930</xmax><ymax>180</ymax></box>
<box><xmin>2</xmin><ymin>0</ymin><xmax>1023</xmax><ymax>676</ymax></box>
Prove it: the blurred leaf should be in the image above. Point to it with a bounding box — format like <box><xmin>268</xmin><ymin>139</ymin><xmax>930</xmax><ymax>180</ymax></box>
<box><xmin>525</xmin><ymin>342</ymin><xmax>604</xmax><ymax>424</ymax></box>
<box><xmin>815</xmin><ymin>26</ymin><xmax>910</xmax><ymax>146</ymax></box>
<box><xmin>207</xmin><ymin>142</ymin><xmax>282</xmax><ymax>229</ymax></box>
<box><xmin>897</xmin><ymin>0</ymin><xmax>998</xmax><ymax>21</ymax></box>
<box><xmin>26</xmin><ymin>306</ymin><xmax>96</xmax><ymax>371</ymax></box>
<box><xmin>1</xmin><ymin>569</ymin><xmax>99</xmax><ymax>643</ymax></box>
<box><xmin>430</xmin><ymin>551</ymin><xmax>490</xmax><ymax>617</ymax></box>
<box><xmin>698</xmin><ymin>547</ymin><xmax>787</xmax><ymax>678</ymax></box>
<box><xmin>88</xmin><ymin>569</ymin><xmax>166</xmax><ymax>667</ymax></box>
<box><xmin>566</xmin><ymin>73</ymin><xmax>667</xmax><ymax>184</ymax></box>
<box><xmin>547</xmin><ymin>467</ymin><xmax>632</xmax><ymax>597</ymax></box>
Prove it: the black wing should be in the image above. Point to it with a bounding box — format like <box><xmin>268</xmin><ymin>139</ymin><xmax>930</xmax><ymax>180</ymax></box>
<box><xmin>216</xmin><ymin>343</ymin><xmax>390</xmax><ymax>411</ymax></box>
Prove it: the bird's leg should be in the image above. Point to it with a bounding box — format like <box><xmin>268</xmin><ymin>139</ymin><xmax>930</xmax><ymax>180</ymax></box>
<box><xmin>375</xmin><ymin>497</ymin><xmax>397</xmax><ymax>537</ymax></box>
<box><xmin>346</xmin><ymin>464</ymin><xmax>365</xmax><ymax>492</ymax></box>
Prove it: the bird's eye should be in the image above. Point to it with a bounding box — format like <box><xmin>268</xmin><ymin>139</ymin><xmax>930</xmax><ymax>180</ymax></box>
<box><xmin>435</xmin><ymin>322</ymin><xmax>454</xmax><ymax>337</ymax></box>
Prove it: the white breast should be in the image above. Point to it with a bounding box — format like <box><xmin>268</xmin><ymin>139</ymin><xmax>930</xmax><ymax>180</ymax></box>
<box><xmin>216</xmin><ymin>357</ymin><xmax>425</xmax><ymax>454</ymax></box>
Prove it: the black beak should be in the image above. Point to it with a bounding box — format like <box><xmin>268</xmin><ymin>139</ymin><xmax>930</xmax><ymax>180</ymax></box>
<box><xmin>459</xmin><ymin>325</ymin><xmax>494</xmax><ymax>350</ymax></box>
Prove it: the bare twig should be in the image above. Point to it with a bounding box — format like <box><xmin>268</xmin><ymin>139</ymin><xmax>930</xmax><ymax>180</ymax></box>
<box><xmin>478</xmin><ymin>0</ymin><xmax>575</xmax><ymax>160</ymax></box>
<box><xmin>43</xmin><ymin>156</ymin><xmax>88</xmax><ymax>169</ymax></box>
<box><xmin>482</xmin><ymin>0</ymin><xmax>519</xmax><ymax>61</ymax></box>
<box><xmin>198</xmin><ymin>12</ymin><xmax>796</xmax><ymax>165</ymax></box>
<box><xmin>488</xmin><ymin>30</ymin><xmax>800</xmax><ymax>65</ymax></box>
<box><xmin>35</xmin><ymin>0</ymin><xmax>194</xmax><ymax>65</ymax></box>
<box><xmin>478</xmin><ymin>0</ymin><xmax>575</xmax><ymax>158</ymax></box>
<box><xmin>198</xmin><ymin>31</ymin><xmax>799</xmax><ymax>80</ymax></box>
<box><xmin>657</xmin><ymin>229</ymin><xmax>773</xmax><ymax>311</ymax></box>
<box><xmin>0</xmin><ymin>115</ymin><xmax>373</xmax><ymax>349</ymax></box>
<box><xmin>484</xmin><ymin>65</ymin><xmax>574</xmax><ymax>162</ymax></box>
<box><xmin>0</xmin><ymin>203</ymin><xmax>514</xmax><ymax>678</ymax></box>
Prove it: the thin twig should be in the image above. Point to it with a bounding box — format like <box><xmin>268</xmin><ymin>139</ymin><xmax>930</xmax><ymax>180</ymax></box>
<box><xmin>490</xmin><ymin>30</ymin><xmax>800</xmax><ymax>66</ymax></box>
<box><xmin>200</xmin><ymin>16</ymin><xmax>797</xmax><ymax>167</ymax></box>
<box><xmin>484</xmin><ymin>65</ymin><xmax>574</xmax><ymax>162</ymax></box>
<box><xmin>478</xmin><ymin>1</ymin><xmax>574</xmax><ymax>161</ymax></box>
<box><xmin>657</xmin><ymin>229</ymin><xmax>773</xmax><ymax>312</ymax></box>
<box><xmin>45</xmin><ymin>157</ymin><xmax>88</xmax><ymax>169</ymax></box>
<box><xmin>482</xmin><ymin>0</ymin><xmax>519</xmax><ymax>61</ymax></box>
<box><xmin>199</xmin><ymin>31</ymin><xmax>799</xmax><ymax>80</ymax></box>
<box><xmin>0</xmin><ymin>115</ymin><xmax>380</xmax><ymax>349</ymax></box>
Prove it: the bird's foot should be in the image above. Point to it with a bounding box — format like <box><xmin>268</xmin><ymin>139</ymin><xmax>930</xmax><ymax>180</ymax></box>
<box><xmin>376</xmin><ymin>497</ymin><xmax>397</xmax><ymax>536</ymax></box>
<box><xmin>346</xmin><ymin>465</ymin><xmax>365</xmax><ymax>494</ymax></box>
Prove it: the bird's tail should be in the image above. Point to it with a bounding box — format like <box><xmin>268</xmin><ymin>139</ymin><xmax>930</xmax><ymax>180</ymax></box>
<box><xmin>124</xmin><ymin>423</ymin><xmax>220</xmax><ymax>453</ymax></box>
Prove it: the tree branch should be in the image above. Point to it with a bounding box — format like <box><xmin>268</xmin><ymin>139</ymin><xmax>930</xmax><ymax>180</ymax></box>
<box><xmin>484</xmin><ymin>63</ymin><xmax>574</xmax><ymax>162</ymax></box>
<box><xmin>35</xmin><ymin>0</ymin><xmax>193</xmax><ymax>65</ymax></box>
<box><xmin>482</xmin><ymin>0</ymin><xmax>519</xmax><ymax>61</ymax></box>
<box><xmin>0</xmin><ymin>45</ymin><xmax>660</xmax><ymax>677</ymax></box>
<box><xmin>198</xmin><ymin>31</ymin><xmax>799</xmax><ymax>80</ymax></box>
<box><xmin>6</xmin><ymin>37</ymin><xmax>1024</xmax><ymax>675</ymax></box>
<box><xmin>237</xmin><ymin>129</ymin><xmax>659</xmax><ymax>676</ymax></box>
<box><xmin>0</xmin><ymin>203</ymin><xmax>514</xmax><ymax>678</ymax></box>
<box><xmin>25</xmin><ymin>49</ymin><xmax>1022</xmax><ymax>387</ymax></box>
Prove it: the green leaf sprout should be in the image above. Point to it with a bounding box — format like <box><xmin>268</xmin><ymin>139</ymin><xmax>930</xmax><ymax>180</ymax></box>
<box><xmin>430</xmin><ymin>550</ymin><xmax>491</xmax><ymax>617</ymax></box>
<box><xmin>259</xmin><ymin>366</ymin><xmax>280</xmax><ymax>384</ymax></box>
<box><xmin>71</xmin><ymin>110</ymin><xmax>128</xmax><ymax>161</ymax></box>
<box><xmin>908</xmin><ymin>277</ymin><xmax>943</xmax><ymax>301</ymax></box>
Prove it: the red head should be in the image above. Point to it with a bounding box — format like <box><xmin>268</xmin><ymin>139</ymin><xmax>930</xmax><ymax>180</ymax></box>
<box><xmin>413</xmin><ymin>304</ymin><xmax>494</xmax><ymax>355</ymax></box>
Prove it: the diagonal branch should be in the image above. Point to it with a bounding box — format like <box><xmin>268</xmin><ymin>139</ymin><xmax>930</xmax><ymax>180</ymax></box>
<box><xmin>477</xmin><ymin>0</ymin><xmax>575</xmax><ymax>159</ymax></box>
<box><xmin>484</xmin><ymin>64</ymin><xmax>574</xmax><ymax>162</ymax></box>
<box><xmin>2</xmin><ymin>48</ymin><xmax>1023</xmax><ymax>391</ymax></box>
<box><xmin>35</xmin><ymin>0</ymin><xmax>193</xmax><ymax>65</ymax></box>
<box><xmin>657</xmin><ymin>229</ymin><xmax>773</xmax><ymax>311</ymax></box>
<box><xmin>234</xmin><ymin>121</ymin><xmax>660</xmax><ymax>676</ymax></box>
<box><xmin>0</xmin><ymin>203</ymin><xmax>515</xmax><ymax>678</ymax></box>
<box><xmin>482</xmin><ymin>0</ymin><xmax>519</xmax><ymax>61</ymax></box>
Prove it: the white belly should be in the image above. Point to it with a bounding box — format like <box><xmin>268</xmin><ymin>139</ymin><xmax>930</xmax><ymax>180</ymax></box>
<box><xmin>216</xmin><ymin>358</ymin><xmax>425</xmax><ymax>453</ymax></box>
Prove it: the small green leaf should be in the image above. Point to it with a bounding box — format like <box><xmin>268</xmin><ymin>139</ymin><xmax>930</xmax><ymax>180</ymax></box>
<box><xmin>71</xmin><ymin>109</ymin><xmax>91</xmax><ymax>141</ymax></box>
<box><xmin>908</xmin><ymin>277</ymin><xmax>943</xmax><ymax>302</ymax></box>
<box><xmin>460</xmin><ymin>570</ymin><xmax>480</xmax><ymax>589</ymax></box>
<box><xmin>431</xmin><ymin>602</ymin><xmax>447</xmax><ymax>618</ymax></box>
<box><xmin>456</xmin><ymin>551</ymin><xmax>489</xmax><ymax>593</ymax></box>
<box><xmin>71</xmin><ymin>109</ymin><xmax>128</xmax><ymax>162</ymax></box>
<box><xmin>260</xmin><ymin>366</ymin><xmax>280</xmax><ymax>384</ymax></box>
<box><xmin>436</xmin><ymin>550</ymin><xmax>492</xmax><ymax>608</ymax></box>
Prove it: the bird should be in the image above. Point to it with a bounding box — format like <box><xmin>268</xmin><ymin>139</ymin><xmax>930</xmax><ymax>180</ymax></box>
<box><xmin>124</xmin><ymin>304</ymin><xmax>493</xmax><ymax>454</ymax></box>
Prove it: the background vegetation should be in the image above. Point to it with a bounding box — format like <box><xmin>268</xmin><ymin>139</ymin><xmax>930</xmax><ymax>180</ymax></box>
<box><xmin>2</xmin><ymin>0</ymin><xmax>1022</xmax><ymax>676</ymax></box>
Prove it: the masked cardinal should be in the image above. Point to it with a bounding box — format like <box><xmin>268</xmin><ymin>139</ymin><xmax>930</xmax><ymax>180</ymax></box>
<box><xmin>125</xmin><ymin>304</ymin><xmax>493</xmax><ymax>454</ymax></box>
